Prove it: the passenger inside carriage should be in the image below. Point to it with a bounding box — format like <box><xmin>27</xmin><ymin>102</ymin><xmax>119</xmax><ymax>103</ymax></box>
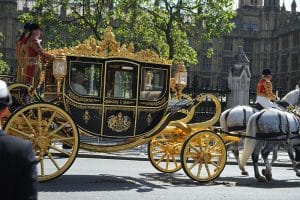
<box><xmin>71</xmin><ymin>71</ymin><xmax>88</xmax><ymax>95</ymax></box>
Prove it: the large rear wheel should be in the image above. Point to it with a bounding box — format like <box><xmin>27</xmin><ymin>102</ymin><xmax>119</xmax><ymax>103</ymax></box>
<box><xmin>181</xmin><ymin>130</ymin><xmax>226</xmax><ymax>182</ymax></box>
<box><xmin>4</xmin><ymin>103</ymin><xmax>79</xmax><ymax>182</ymax></box>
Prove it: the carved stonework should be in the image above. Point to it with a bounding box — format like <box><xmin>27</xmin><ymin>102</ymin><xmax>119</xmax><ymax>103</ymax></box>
<box><xmin>48</xmin><ymin>26</ymin><xmax>172</xmax><ymax>65</ymax></box>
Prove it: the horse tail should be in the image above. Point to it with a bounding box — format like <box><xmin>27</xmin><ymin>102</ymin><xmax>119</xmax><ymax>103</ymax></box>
<box><xmin>220</xmin><ymin>109</ymin><xmax>230</xmax><ymax>132</ymax></box>
<box><xmin>239</xmin><ymin>114</ymin><xmax>258</xmax><ymax>168</ymax></box>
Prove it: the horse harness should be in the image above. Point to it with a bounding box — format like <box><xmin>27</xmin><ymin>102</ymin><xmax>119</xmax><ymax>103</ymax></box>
<box><xmin>255</xmin><ymin>110</ymin><xmax>300</xmax><ymax>142</ymax></box>
<box><xmin>225</xmin><ymin>105</ymin><xmax>257</xmax><ymax>132</ymax></box>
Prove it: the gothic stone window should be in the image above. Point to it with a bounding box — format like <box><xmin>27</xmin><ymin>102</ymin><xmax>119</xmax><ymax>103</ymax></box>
<box><xmin>243</xmin><ymin>39</ymin><xmax>254</xmax><ymax>53</ymax></box>
<box><xmin>281</xmin><ymin>55</ymin><xmax>288</xmax><ymax>72</ymax></box>
<box><xmin>201</xmin><ymin>55</ymin><xmax>212</xmax><ymax>72</ymax></box>
<box><xmin>222</xmin><ymin>57</ymin><xmax>232</xmax><ymax>72</ymax></box>
<box><xmin>291</xmin><ymin>54</ymin><xmax>298</xmax><ymax>70</ymax></box>
<box><xmin>292</xmin><ymin>32</ymin><xmax>299</xmax><ymax>47</ymax></box>
<box><xmin>282</xmin><ymin>34</ymin><xmax>289</xmax><ymax>49</ymax></box>
<box><xmin>223</xmin><ymin>38</ymin><xmax>233</xmax><ymax>51</ymax></box>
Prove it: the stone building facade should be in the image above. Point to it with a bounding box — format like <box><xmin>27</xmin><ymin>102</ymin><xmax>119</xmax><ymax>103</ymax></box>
<box><xmin>0</xmin><ymin>0</ymin><xmax>18</xmax><ymax>71</ymax></box>
<box><xmin>190</xmin><ymin>0</ymin><xmax>300</xmax><ymax>94</ymax></box>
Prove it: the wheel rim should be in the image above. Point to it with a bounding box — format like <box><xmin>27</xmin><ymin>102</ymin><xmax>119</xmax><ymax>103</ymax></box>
<box><xmin>181</xmin><ymin>130</ymin><xmax>226</xmax><ymax>182</ymax></box>
<box><xmin>4</xmin><ymin>103</ymin><xmax>79</xmax><ymax>182</ymax></box>
<box><xmin>148</xmin><ymin>132</ymin><xmax>186</xmax><ymax>173</ymax></box>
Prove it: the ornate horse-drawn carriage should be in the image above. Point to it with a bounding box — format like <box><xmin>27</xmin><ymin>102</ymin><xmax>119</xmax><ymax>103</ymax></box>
<box><xmin>5</xmin><ymin>27</ymin><xmax>231</xmax><ymax>183</ymax></box>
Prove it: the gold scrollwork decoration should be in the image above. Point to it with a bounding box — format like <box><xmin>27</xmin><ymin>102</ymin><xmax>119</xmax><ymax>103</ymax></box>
<box><xmin>108</xmin><ymin>112</ymin><xmax>131</xmax><ymax>132</ymax></box>
<box><xmin>48</xmin><ymin>26</ymin><xmax>172</xmax><ymax>65</ymax></box>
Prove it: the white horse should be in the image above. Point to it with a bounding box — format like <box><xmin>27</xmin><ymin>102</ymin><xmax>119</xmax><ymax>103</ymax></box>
<box><xmin>220</xmin><ymin>86</ymin><xmax>300</xmax><ymax>175</ymax></box>
<box><xmin>239</xmin><ymin>107</ymin><xmax>300</xmax><ymax>182</ymax></box>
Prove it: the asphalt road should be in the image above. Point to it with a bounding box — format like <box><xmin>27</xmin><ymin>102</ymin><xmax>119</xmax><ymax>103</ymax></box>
<box><xmin>38</xmin><ymin>157</ymin><xmax>300</xmax><ymax>200</ymax></box>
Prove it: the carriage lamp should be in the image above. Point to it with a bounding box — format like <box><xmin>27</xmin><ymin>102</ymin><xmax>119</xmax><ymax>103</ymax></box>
<box><xmin>175</xmin><ymin>61</ymin><xmax>187</xmax><ymax>86</ymax></box>
<box><xmin>53</xmin><ymin>55</ymin><xmax>67</xmax><ymax>96</ymax></box>
<box><xmin>174</xmin><ymin>61</ymin><xmax>187</xmax><ymax>99</ymax></box>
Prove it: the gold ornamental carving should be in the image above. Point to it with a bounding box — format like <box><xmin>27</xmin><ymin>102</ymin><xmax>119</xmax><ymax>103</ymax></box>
<box><xmin>83</xmin><ymin>110</ymin><xmax>91</xmax><ymax>124</ymax></box>
<box><xmin>146</xmin><ymin>113</ymin><xmax>152</xmax><ymax>126</ymax></box>
<box><xmin>48</xmin><ymin>26</ymin><xmax>172</xmax><ymax>65</ymax></box>
<box><xmin>108</xmin><ymin>112</ymin><xmax>131</xmax><ymax>132</ymax></box>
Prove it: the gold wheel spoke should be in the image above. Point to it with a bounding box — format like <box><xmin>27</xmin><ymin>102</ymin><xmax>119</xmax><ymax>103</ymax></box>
<box><xmin>48</xmin><ymin>152</ymin><xmax>60</xmax><ymax>170</ymax></box>
<box><xmin>37</xmin><ymin>107</ymin><xmax>42</xmax><ymax>133</ymax></box>
<box><xmin>171</xmin><ymin>155</ymin><xmax>178</xmax><ymax>167</ymax></box>
<box><xmin>188</xmin><ymin>160</ymin><xmax>199</xmax><ymax>170</ymax></box>
<box><xmin>50</xmin><ymin>145</ymin><xmax>71</xmax><ymax>157</ymax></box>
<box><xmin>166</xmin><ymin>154</ymin><xmax>170</xmax><ymax>169</ymax></box>
<box><xmin>51</xmin><ymin>133</ymin><xmax>74</xmax><ymax>142</ymax></box>
<box><xmin>21</xmin><ymin>113</ymin><xmax>37</xmax><ymax>135</ymax></box>
<box><xmin>40</xmin><ymin>157</ymin><xmax>45</xmax><ymax>176</ymax></box>
<box><xmin>156</xmin><ymin>153</ymin><xmax>167</xmax><ymax>165</ymax></box>
<box><xmin>152</xmin><ymin>150</ymin><xmax>165</xmax><ymax>154</ymax></box>
<box><xmin>211</xmin><ymin>153</ymin><xmax>222</xmax><ymax>158</ymax></box>
<box><xmin>210</xmin><ymin>160</ymin><xmax>221</xmax><ymax>169</ymax></box>
<box><xmin>204</xmin><ymin>162</ymin><xmax>211</xmax><ymax>177</ymax></box>
<box><xmin>44</xmin><ymin>111</ymin><xmax>57</xmax><ymax>132</ymax></box>
<box><xmin>197</xmin><ymin>162</ymin><xmax>203</xmax><ymax>177</ymax></box>
<box><xmin>48</xmin><ymin>122</ymin><xmax>69</xmax><ymax>137</ymax></box>
<box><xmin>8</xmin><ymin>127</ymin><xmax>33</xmax><ymax>139</ymax></box>
<box><xmin>51</xmin><ymin>136</ymin><xmax>75</xmax><ymax>142</ymax></box>
<box><xmin>189</xmin><ymin>144</ymin><xmax>201</xmax><ymax>154</ymax></box>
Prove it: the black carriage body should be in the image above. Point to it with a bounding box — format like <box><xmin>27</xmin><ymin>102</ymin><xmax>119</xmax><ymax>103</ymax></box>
<box><xmin>63</xmin><ymin>56</ymin><xmax>170</xmax><ymax>138</ymax></box>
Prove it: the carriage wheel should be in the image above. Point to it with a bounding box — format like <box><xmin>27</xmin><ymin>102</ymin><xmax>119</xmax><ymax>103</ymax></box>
<box><xmin>181</xmin><ymin>130</ymin><xmax>227</xmax><ymax>182</ymax></box>
<box><xmin>148</xmin><ymin>131</ymin><xmax>186</xmax><ymax>173</ymax></box>
<box><xmin>4</xmin><ymin>102</ymin><xmax>79</xmax><ymax>182</ymax></box>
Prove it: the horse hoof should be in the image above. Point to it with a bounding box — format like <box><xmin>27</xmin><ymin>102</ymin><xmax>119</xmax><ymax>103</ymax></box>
<box><xmin>266</xmin><ymin>175</ymin><xmax>272</xmax><ymax>181</ymax></box>
<box><xmin>241</xmin><ymin>171</ymin><xmax>249</xmax><ymax>176</ymax></box>
<box><xmin>257</xmin><ymin>176</ymin><xmax>266</xmax><ymax>182</ymax></box>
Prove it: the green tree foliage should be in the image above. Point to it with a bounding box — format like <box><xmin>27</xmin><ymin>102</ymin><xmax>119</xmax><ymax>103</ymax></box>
<box><xmin>20</xmin><ymin>0</ymin><xmax>236</xmax><ymax>65</ymax></box>
<box><xmin>0</xmin><ymin>32</ymin><xmax>9</xmax><ymax>74</ymax></box>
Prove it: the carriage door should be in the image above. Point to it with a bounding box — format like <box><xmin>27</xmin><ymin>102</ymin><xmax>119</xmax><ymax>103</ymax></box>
<box><xmin>102</xmin><ymin>60</ymin><xmax>138</xmax><ymax>137</ymax></box>
<box><xmin>64</xmin><ymin>57</ymin><xmax>103</xmax><ymax>136</ymax></box>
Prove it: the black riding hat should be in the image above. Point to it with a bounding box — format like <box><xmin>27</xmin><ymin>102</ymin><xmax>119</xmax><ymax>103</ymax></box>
<box><xmin>23</xmin><ymin>22</ymin><xmax>31</xmax><ymax>31</ymax></box>
<box><xmin>30</xmin><ymin>23</ymin><xmax>41</xmax><ymax>31</ymax></box>
<box><xmin>0</xmin><ymin>80</ymin><xmax>12</xmax><ymax>110</ymax></box>
<box><xmin>262</xmin><ymin>68</ymin><xmax>272</xmax><ymax>76</ymax></box>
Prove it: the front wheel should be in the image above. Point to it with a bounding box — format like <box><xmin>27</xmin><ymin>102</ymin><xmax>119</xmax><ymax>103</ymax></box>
<box><xmin>4</xmin><ymin>102</ymin><xmax>79</xmax><ymax>182</ymax></box>
<box><xmin>181</xmin><ymin>130</ymin><xmax>227</xmax><ymax>182</ymax></box>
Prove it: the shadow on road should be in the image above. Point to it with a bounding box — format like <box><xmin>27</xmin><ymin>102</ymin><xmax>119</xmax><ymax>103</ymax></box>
<box><xmin>39</xmin><ymin>174</ymin><xmax>166</xmax><ymax>192</ymax></box>
<box><xmin>38</xmin><ymin>172</ymin><xmax>300</xmax><ymax>192</ymax></box>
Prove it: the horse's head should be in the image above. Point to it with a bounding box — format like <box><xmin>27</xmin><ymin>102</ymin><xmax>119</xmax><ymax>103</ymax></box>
<box><xmin>281</xmin><ymin>85</ymin><xmax>300</xmax><ymax>106</ymax></box>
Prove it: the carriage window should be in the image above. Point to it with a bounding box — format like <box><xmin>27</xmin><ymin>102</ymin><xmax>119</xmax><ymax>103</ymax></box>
<box><xmin>140</xmin><ymin>68</ymin><xmax>166</xmax><ymax>100</ymax></box>
<box><xmin>69</xmin><ymin>61</ymin><xmax>101</xmax><ymax>97</ymax></box>
<box><xmin>106</xmin><ymin>63</ymin><xmax>137</xmax><ymax>99</ymax></box>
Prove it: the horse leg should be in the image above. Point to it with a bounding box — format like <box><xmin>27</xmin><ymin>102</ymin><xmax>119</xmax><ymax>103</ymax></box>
<box><xmin>270</xmin><ymin>145</ymin><xmax>278</xmax><ymax>166</ymax></box>
<box><xmin>286</xmin><ymin>143</ymin><xmax>300</xmax><ymax>177</ymax></box>
<box><xmin>294</xmin><ymin>147</ymin><xmax>300</xmax><ymax>162</ymax></box>
<box><xmin>261</xmin><ymin>142</ymin><xmax>276</xmax><ymax>181</ymax></box>
<box><xmin>231</xmin><ymin>141</ymin><xmax>249</xmax><ymax>176</ymax></box>
<box><xmin>252</xmin><ymin>141</ymin><xmax>266</xmax><ymax>182</ymax></box>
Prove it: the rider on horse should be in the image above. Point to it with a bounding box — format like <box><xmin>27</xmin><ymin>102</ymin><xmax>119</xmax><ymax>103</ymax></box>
<box><xmin>255</xmin><ymin>68</ymin><xmax>277</xmax><ymax>109</ymax></box>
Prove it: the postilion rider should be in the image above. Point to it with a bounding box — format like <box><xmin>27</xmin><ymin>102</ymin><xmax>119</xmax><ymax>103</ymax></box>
<box><xmin>255</xmin><ymin>68</ymin><xmax>277</xmax><ymax>109</ymax></box>
<box><xmin>23</xmin><ymin>23</ymin><xmax>54</xmax><ymax>88</ymax></box>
